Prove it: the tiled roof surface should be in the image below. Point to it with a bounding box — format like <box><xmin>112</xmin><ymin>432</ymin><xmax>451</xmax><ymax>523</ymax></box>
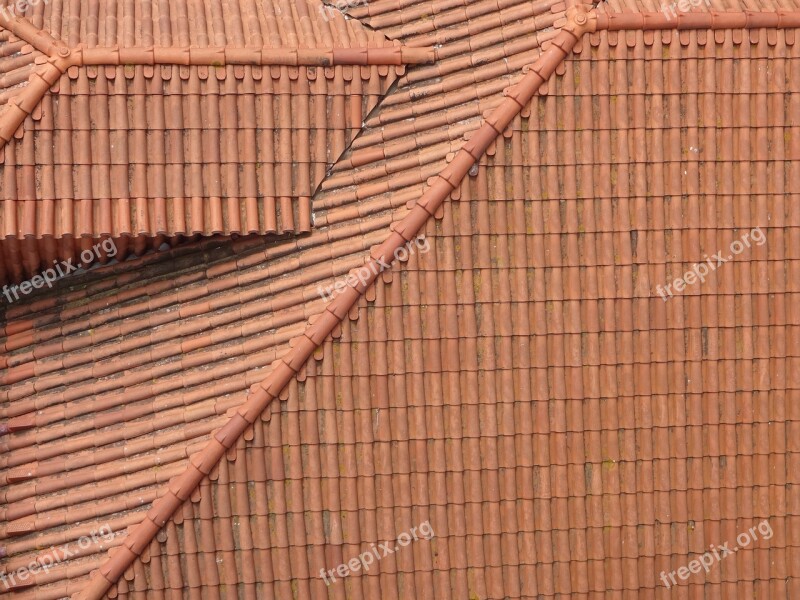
<box><xmin>99</xmin><ymin>12</ymin><xmax>800</xmax><ymax>598</ymax></box>
<box><xmin>0</xmin><ymin>0</ymin><xmax>431</xmax><ymax>285</ymax></box>
<box><xmin>0</xmin><ymin>0</ymin><xmax>798</xmax><ymax>598</ymax></box>
<box><xmin>0</xmin><ymin>229</ymin><xmax>407</xmax><ymax>593</ymax></box>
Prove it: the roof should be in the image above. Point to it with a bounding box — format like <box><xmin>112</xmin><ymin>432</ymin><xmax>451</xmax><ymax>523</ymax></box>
<box><xmin>0</xmin><ymin>0</ymin><xmax>798</xmax><ymax>598</ymax></box>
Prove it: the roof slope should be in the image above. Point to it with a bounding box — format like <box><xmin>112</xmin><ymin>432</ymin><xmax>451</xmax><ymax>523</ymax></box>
<box><xmin>0</xmin><ymin>0</ymin><xmax>798</xmax><ymax>598</ymax></box>
<box><xmin>0</xmin><ymin>1</ymin><xmax>573</xmax><ymax>595</ymax></box>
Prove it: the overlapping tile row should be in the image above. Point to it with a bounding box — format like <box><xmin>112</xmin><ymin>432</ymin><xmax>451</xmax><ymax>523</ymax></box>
<box><xmin>0</xmin><ymin>29</ymin><xmax>39</xmax><ymax>108</ymax></box>
<box><xmin>0</xmin><ymin>0</ymin><xmax>59</xmax><ymax>104</ymax></box>
<box><xmin>0</xmin><ymin>0</ymin><xmax>404</xmax><ymax>285</ymax></box>
<box><xmin>537</xmin><ymin>19</ymin><xmax>800</xmax><ymax>208</ymax></box>
<box><xmin>346</xmin><ymin>0</ymin><xmax>800</xmax><ymax>32</ymax></box>
<box><xmin>317</xmin><ymin>0</ymin><xmax>566</xmax><ymax>208</ymax></box>
<box><xmin>344</xmin><ymin>0</ymin><xmax>566</xmax><ymax>41</ymax></box>
<box><xmin>101</xmin><ymin>16</ymin><xmax>798</xmax><ymax>600</ymax></box>
<box><xmin>0</xmin><ymin>56</ymin><xmax>392</xmax><ymax>251</ymax></box>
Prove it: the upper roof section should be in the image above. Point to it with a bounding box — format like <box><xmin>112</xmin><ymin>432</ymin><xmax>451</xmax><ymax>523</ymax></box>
<box><xmin>0</xmin><ymin>0</ymin><xmax>436</xmax><ymax>285</ymax></box>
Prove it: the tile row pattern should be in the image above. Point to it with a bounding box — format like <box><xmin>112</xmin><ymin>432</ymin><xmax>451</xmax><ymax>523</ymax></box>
<box><xmin>0</xmin><ymin>23</ymin><xmax>42</xmax><ymax>107</ymax></box>
<box><xmin>0</xmin><ymin>222</ymin><xmax>389</xmax><ymax>595</ymax></box>
<box><xmin>0</xmin><ymin>0</ymin><xmax>797</xmax><ymax>597</ymax></box>
<box><xmin>0</xmin><ymin>0</ymin><xmax>410</xmax><ymax>285</ymax></box>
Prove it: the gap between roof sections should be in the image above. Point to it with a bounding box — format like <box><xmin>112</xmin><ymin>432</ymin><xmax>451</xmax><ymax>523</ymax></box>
<box><xmin>319</xmin><ymin>0</ymin><xmax>385</xmax><ymax>35</ymax></box>
<box><xmin>317</xmin><ymin>75</ymin><xmax>402</xmax><ymax>191</ymax></box>
<box><xmin>312</xmin><ymin>0</ymin><xmax>417</xmax><ymax>200</ymax></box>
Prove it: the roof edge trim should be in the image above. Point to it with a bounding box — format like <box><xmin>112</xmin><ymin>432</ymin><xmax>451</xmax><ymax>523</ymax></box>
<box><xmin>0</xmin><ymin>12</ymin><xmax>69</xmax><ymax>57</ymax></box>
<box><xmin>72</xmin><ymin>44</ymin><xmax>435</xmax><ymax>67</ymax></box>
